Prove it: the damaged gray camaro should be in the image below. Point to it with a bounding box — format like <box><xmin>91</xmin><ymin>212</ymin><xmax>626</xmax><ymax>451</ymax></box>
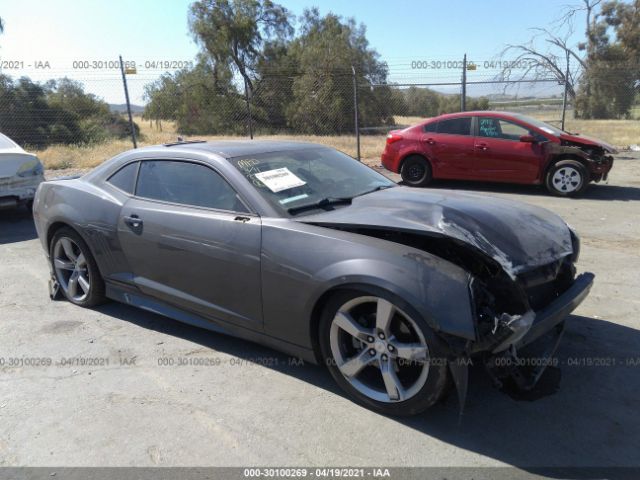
<box><xmin>33</xmin><ymin>141</ymin><xmax>593</xmax><ymax>416</ymax></box>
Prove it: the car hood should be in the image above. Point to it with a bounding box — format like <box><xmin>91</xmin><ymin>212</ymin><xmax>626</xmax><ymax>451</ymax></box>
<box><xmin>559</xmin><ymin>132</ymin><xmax>617</xmax><ymax>153</ymax></box>
<box><xmin>299</xmin><ymin>187</ymin><xmax>573</xmax><ymax>277</ymax></box>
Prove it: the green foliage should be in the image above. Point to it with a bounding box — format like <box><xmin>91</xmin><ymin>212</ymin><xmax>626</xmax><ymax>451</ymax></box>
<box><xmin>144</xmin><ymin>60</ymin><xmax>247</xmax><ymax>135</ymax></box>
<box><xmin>575</xmin><ymin>0</ymin><xmax>639</xmax><ymax>119</ymax></box>
<box><xmin>388</xmin><ymin>86</ymin><xmax>489</xmax><ymax>118</ymax></box>
<box><xmin>148</xmin><ymin>4</ymin><xmax>397</xmax><ymax>135</ymax></box>
<box><xmin>0</xmin><ymin>75</ymin><xmax>137</xmax><ymax>147</ymax></box>
<box><xmin>188</xmin><ymin>0</ymin><xmax>293</xmax><ymax>93</ymax></box>
<box><xmin>282</xmin><ymin>8</ymin><xmax>393</xmax><ymax>134</ymax></box>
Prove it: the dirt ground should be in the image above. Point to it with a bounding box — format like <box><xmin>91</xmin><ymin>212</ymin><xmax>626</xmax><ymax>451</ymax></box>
<box><xmin>1</xmin><ymin>152</ymin><xmax>639</xmax><ymax>471</ymax></box>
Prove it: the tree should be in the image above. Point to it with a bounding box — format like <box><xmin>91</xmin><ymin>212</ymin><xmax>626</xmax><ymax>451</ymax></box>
<box><xmin>284</xmin><ymin>8</ymin><xmax>393</xmax><ymax>134</ymax></box>
<box><xmin>574</xmin><ymin>0</ymin><xmax>639</xmax><ymax>118</ymax></box>
<box><xmin>188</xmin><ymin>0</ymin><xmax>293</xmax><ymax>95</ymax></box>
<box><xmin>0</xmin><ymin>75</ymin><xmax>138</xmax><ymax>147</ymax></box>
<box><xmin>498</xmin><ymin>0</ymin><xmax>638</xmax><ymax>119</ymax></box>
<box><xmin>148</xmin><ymin>3</ymin><xmax>395</xmax><ymax>135</ymax></box>
<box><xmin>143</xmin><ymin>59</ymin><xmax>247</xmax><ymax>135</ymax></box>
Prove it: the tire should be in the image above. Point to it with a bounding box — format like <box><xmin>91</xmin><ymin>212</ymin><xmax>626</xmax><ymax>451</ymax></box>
<box><xmin>319</xmin><ymin>288</ymin><xmax>450</xmax><ymax>416</ymax></box>
<box><xmin>50</xmin><ymin>227</ymin><xmax>106</xmax><ymax>307</ymax></box>
<box><xmin>401</xmin><ymin>155</ymin><xmax>432</xmax><ymax>187</ymax></box>
<box><xmin>545</xmin><ymin>159</ymin><xmax>589</xmax><ymax>197</ymax></box>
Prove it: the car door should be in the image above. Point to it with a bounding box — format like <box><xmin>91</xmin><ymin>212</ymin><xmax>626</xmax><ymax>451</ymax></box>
<box><xmin>473</xmin><ymin>116</ymin><xmax>546</xmax><ymax>183</ymax></box>
<box><xmin>117</xmin><ymin>159</ymin><xmax>263</xmax><ymax>329</ymax></box>
<box><xmin>420</xmin><ymin>117</ymin><xmax>476</xmax><ymax>179</ymax></box>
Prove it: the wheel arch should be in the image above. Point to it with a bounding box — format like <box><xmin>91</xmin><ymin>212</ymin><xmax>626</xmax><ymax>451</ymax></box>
<box><xmin>544</xmin><ymin>154</ymin><xmax>591</xmax><ymax>181</ymax></box>
<box><xmin>308</xmin><ymin>270</ymin><xmax>474</xmax><ymax>365</ymax></box>
<box><xmin>46</xmin><ymin>221</ymin><xmax>104</xmax><ymax>277</ymax></box>
<box><xmin>399</xmin><ymin>152</ymin><xmax>432</xmax><ymax>174</ymax></box>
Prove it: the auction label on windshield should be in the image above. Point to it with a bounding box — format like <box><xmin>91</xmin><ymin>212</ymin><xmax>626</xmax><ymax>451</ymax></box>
<box><xmin>255</xmin><ymin>167</ymin><xmax>306</xmax><ymax>193</ymax></box>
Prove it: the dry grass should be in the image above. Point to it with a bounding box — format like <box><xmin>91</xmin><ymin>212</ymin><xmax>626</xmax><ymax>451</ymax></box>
<box><xmin>38</xmin><ymin>113</ymin><xmax>638</xmax><ymax>171</ymax></box>
<box><xmin>38</xmin><ymin>119</ymin><xmax>388</xmax><ymax>170</ymax></box>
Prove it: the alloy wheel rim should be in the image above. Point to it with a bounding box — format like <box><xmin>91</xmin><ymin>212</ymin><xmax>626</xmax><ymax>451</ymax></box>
<box><xmin>53</xmin><ymin>237</ymin><xmax>90</xmax><ymax>302</ymax></box>
<box><xmin>552</xmin><ymin>167</ymin><xmax>581</xmax><ymax>193</ymax></box>
<box><xmin>406</xmin><ymin>163</ymin><xmax>425</xmax><ymax>182</ymax></box>
<box><xmin>329</xmin><ymin>296</ymin><xmax>430</xmax><ymax>403</ymax></box>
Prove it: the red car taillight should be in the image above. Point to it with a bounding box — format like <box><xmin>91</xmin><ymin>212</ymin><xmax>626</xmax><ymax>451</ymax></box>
<box><xmin>386</xmin><ymin>132</ymin><xmax>403</xmax><ymax>145</ymax></box>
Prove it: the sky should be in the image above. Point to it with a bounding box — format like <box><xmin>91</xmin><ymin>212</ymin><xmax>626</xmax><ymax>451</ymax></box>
<box><xmin>0</xmin><ymin>0</ymin><xmax>588</xmax><ymax>103</ymax></box>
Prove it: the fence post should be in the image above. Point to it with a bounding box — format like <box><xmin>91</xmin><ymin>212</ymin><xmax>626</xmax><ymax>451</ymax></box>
<box><xmin>461</xmin><ymin>53</ymin><xmax>467</xmax><ymax>112</ymax></box>
<box><xmin>351</xmin><ymin>65</ymin><xmax>361</xmax><ymax>161</ymax></box>
<box><xmin>244</xmin><ymin>77</ymin><xmax>254</xmax><ymax>140</ymax></box>
<box><xmin>561</xmin><ymin>52</ymin><xmax>570</xmax><ymax>131</ymax></box>
<box><xmin>119</xmin><ymin>55</ymin><xmax>137</xmax><ymax>149</ymax></box>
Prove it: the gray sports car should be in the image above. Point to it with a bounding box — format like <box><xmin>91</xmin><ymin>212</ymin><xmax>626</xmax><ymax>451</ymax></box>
<box><xmin>33</xmin><ymin>141</ymin><xmax>594</xmax><ymax>415</ymax></box>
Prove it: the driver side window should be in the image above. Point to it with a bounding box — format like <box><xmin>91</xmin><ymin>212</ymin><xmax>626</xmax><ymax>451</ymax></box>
<box><xmin>478</xmin><ymin>117</ymin><xmax>533</xmax><ymax>141</ymax></box>
<box><xmin>136</xmin><ymin>160</ymin><xmax>249</xmax><ymax>213</ymax></box>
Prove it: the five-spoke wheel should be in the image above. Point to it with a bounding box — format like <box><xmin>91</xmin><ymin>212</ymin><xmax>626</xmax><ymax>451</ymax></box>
<box><xmin>320</xmin><ymin>290</ymin><xmax>450</xmax><ymax>415</ymax></box>
<box><xmin>50</xmin><ymin>227</ymin><xmax>105</xmax><ymax>307</ymax></box>
<box><xmin>53</xmin><ymin>237</ymin><xmax>91</xmax><ymax>302</ymax></box>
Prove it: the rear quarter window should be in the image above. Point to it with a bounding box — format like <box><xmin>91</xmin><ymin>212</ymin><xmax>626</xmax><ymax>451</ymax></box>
<box><xmin>107</xmin><ymin>162</ymin><xmax>139</xmax><ymax>194</ymax></box>
<box><xmin>423</xmin><ymin>122</ymin><xmax>438</xmax><ymax>133</ymax></box>
<box><xmin>436</xmin><ymin>117</ymin><xmax>472</xmax><ymax>135</ymax></box>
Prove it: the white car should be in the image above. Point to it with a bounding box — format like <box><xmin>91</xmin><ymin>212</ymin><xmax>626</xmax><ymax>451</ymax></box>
<box><xmin>0</xmin><ymin>132</ymin><xmax>45</xmax><ymax>210</ymax></box>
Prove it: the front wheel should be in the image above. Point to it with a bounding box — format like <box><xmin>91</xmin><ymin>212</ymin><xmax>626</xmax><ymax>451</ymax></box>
<box><xmin>319</xmin><ymin>289</ymin><xmax>450</xmax><ymax>416</ymax></box>
<box><xmin>545</xmin><ymin>160</ymin><xmax>589</xmax><ymax>197</ymax></box>
<box><xmin>401</xmin><ymin>155</ymin><xmax>432</xmax><ymax>187</ymax></box>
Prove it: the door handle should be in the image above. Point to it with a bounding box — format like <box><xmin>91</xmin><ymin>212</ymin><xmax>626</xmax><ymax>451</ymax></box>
<box><xmin>475</xmin><ymin>143</ymin><xmax>489</xmax><ymax>151</ymax></box>
<box><xmin>234</xmin><ymin>215</ymin><xmax>251</xmax><ymax>223</ymax></box>
<box><xmin>124</xmin><ymin>214</ymin><xmax>143</xmax><ymax>229</ymax></box>
<box><xmin>422</xmin><ymin>138</ymin><xmax>436</xmax><ymax>145</ymax></box>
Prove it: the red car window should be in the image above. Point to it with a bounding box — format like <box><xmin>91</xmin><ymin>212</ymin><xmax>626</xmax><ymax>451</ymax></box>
<box><xmin>436</xmin><ymin>117</ymin><xmax>472</xmax><ymax>135</ymax></box>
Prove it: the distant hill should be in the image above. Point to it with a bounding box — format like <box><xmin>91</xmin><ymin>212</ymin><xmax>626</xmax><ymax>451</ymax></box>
<box><xmin>109</xmin><ymin>103</ymin><xmax>145</xmax><ymax>114</ymax></box>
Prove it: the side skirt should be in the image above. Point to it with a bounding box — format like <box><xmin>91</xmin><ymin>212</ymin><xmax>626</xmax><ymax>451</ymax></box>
<box><xmin>104</xmin><ymin>281</ymin><xmax>318</xmax><ymax>364</ymax></box>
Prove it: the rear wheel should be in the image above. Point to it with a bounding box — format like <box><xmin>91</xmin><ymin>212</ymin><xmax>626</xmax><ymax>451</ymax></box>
<box><xmin>319</xmin><ymin>289</ymin><xmax>450</xmax><ymax>416</ymax></box>
<box><xmin>50</xmin><ymin>227</ymin><xmax>106</xmax><ymax>307</ymax></box>
<box><xmin>545</xmin><ymin>160</ymin><xmax>589</xmax><ymax>197</ymax></box>
<box><xmin>401</xmin><ymin>155</ymin><xmax>432</xmax><ymax>187</ymax></box>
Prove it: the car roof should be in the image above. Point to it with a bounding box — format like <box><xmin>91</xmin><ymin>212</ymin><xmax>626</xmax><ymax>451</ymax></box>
<box><xmin>425</xmin><ymin>111</ymin><xmax>523</xmax><ymax>122</ymax></box>
<box><xmin>134</xmin><ymin>140</ymin><xmax>328</xmax><ymax>159</ymax></box>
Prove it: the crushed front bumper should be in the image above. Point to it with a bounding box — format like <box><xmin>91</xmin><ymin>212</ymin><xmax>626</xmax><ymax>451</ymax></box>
<box><xmin>484</xmin><ymin>272</ymin><xmax>594</xmax><ymax>390</ymax></box>
<box><xmin>518</xmin><ymin>272</ymin><xmax>594</xmax><ymax>348</ymax></box>
<box><xmin>450</xmin><ymin>273</ymin><xmax>594</xmax><ymax>409</ymax></box>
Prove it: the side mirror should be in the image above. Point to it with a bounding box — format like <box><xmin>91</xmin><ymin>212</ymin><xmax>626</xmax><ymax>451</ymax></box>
<box><xmin>520</xmin><ymin>135</ymin><xmax>536</xmax><ymax>143</ymax></box>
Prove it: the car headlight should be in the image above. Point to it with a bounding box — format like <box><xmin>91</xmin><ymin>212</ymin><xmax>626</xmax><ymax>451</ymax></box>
<box><xmin>16</xmin><ymin>159</ymin><xmax>44</xmax><ymax>177</ymax></box>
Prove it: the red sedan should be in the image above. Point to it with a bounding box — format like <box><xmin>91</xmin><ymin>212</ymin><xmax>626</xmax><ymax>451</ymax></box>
<box><xmin>381</xmin><ymin>111</ymin><xmax>616</xmax><ymax>196</ymax></box>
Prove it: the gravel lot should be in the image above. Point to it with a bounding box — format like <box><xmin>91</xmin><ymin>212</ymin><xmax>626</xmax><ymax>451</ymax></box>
<box><xmin>1</xmin><ymin>153</ymin><xmax>639</xmax><ymax>470</ymax></box>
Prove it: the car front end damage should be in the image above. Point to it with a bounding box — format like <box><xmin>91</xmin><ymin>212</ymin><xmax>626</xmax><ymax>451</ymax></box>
<box><xmin>550</xmin><ymin>137</ymin><xmax>616</xmax><ymax>183</ymax></box>
<box><xmin>464</xmin><ymin>246</ymin><xmax>593</xmax><ymax>395</ymax></box>
<box><xmin>301</xmin><ymin>187</ymin><xmax>595</xmax><ymax>407</ymax></box>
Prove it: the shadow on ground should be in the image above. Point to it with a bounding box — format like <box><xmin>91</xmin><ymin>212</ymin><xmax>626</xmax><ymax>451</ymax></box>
<box><xmin>96</xmin><ymin>301</ymin><xmax>640</xmax><ymax>474</ymax></box>
<box><xmin>422</xmin><ymin>180</ymin><xmax>640</xmax><ymax>201</ymax></box>
<box><xmin>0</xmin><ymin>208</ymin><xmax>37</xmax><ymax>244</ymax></box>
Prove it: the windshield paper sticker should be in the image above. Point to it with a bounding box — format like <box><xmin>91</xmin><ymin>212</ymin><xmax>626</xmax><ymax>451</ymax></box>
<box><xmin>255</xmin><ymin>168</ymin><xmax>306</xmax><ymax>193</ymax></box>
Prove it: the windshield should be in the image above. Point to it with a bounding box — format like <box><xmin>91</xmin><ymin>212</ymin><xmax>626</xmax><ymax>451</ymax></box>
<box><xmin>514</xmin><ymin>114</ymin><xmax>565</xmax><ymax>136</ymax></box>
<box><xmin>229</xmin><ymin>147</ymin><xmax>396</xmax><ymax>216</ymax></box>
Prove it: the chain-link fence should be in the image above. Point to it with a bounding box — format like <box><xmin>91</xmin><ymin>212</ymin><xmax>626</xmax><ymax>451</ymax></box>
<box><xmin>0</xmin><ymin>56</ymin><xmax>638</xmax><ymax>170</ymax></box>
